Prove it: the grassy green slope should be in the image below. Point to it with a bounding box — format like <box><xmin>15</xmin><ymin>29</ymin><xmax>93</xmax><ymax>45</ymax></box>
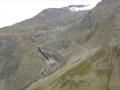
<box><xmin>26</xmin><ymin>46</ymin><xmax>120</xmax><ymax>90</ymax></box>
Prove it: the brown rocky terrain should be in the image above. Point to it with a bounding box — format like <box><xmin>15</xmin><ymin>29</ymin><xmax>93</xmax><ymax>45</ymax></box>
<box><xmin>26</xmin><ymin>0</ymin><xmax>120</xmax><ymax>90</ymax></box>
<box><xmin>0</xmin><ymin>5</ymin><xmax>89</xmax><ymax>90</ymax></box>
<box><xmin>1</xmin><ymin>0</ymin><xmax>120</xmax><ymax>90</ymax></box>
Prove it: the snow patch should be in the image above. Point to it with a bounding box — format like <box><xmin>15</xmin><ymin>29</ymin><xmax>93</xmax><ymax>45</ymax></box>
<box><xmin>70</xmin><ymin>7</ymin><xmax>83</xmax><ymax>11</ymax></box>
<box><xmin>69</xmin><ymin>4</ymin><xmax>96</xmax><ymax>11</ymax></box>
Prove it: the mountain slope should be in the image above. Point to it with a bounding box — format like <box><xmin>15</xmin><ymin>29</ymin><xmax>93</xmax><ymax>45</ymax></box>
<box><xmin>27</xmin><ymin>47</ymin><xmax>120</xmax><ymax>90</ymax></box>
<box><xmin>0</xmin><ymin>5</ymin><xmax>89</xmax><ymax>90</ymax></box>
<box><xmin>26</xmin><ymin>0</ymin><xmax>120</xmax><ymax>90</ymax></box>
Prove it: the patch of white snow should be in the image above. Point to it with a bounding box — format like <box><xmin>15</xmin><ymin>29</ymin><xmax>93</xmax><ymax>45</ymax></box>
<box><xmin>69</xmin><ymin>4</ymin><xmax>96</xmax><ymax>11</ymax></box>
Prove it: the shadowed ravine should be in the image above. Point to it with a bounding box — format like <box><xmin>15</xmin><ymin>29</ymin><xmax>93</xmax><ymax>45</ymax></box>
<box><xmin>38</xmin><ymin>46</ymin><xmax>57</xmax><ymax>78</ymax></box>
<box><xmin>38</xmin><ymin>46</ymin><xmax>49</xmax><ymax>61</ymax></box>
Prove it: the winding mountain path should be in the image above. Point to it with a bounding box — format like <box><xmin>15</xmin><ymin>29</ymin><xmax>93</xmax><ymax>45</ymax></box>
<box><xmin>56</xmin><ymin>28</ymin><xmax>88</xmax><ymax>75</ymax></box>
<box><xmin>26</xmin><ymin>26</ymin><xmax>89</xmax><ymax>90</ymax></box>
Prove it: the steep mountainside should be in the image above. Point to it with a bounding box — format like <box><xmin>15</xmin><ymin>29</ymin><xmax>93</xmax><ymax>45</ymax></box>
<box><xmin>26</xmin><ymin>0</ymin><xmax>120</xmax><ymax>90</ymax></box>
<box><xmin>0</xmin><ymin>5</ymin><xmax>89</xmax><ymax>90</ymax></box>
<box><xmin>1</xmin><ymin>0</ymin><xmax>120</xmax><ymax>90</ymax></box>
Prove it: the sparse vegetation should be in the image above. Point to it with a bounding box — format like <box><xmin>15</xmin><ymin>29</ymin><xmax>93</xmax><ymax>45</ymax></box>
<box><xmin>0</xmin><ymin>0</ymin><xmax>120</xmax><ymax>90</ymax></box>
